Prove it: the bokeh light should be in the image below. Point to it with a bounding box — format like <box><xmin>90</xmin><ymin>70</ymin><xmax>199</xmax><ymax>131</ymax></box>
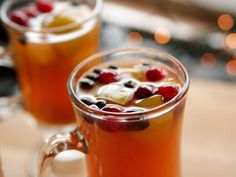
<box><xmin>201</xmin><ymin>53</ymin><xmax>217</xmax><ymax>69</ymax></box>
<box><xmin>154</xmin><ymin>28</ymin><xmax>171</xmax><ymax>45</ymax></box>
<box><xmin>226</xmin><ymin>59</ymin><xmax>236</xmax><ymax>76</ymax></box>
<box><xmin>217</xmin><ymin>14</ymin><xmax>234</xmax><ymax>31</ymax></box>
<box><xmin>127</xmin><ymin>32</ymin><xmax>143</xmax><ymax>46</ymax></box>
<box><xmin>226</xmin><ymin>33</ymin><xmax>236</xmax><ymax>49</ymax></box>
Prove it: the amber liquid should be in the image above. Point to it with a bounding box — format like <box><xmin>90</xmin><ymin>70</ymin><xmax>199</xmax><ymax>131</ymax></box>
<box><xmin>76</xmin><ymin>99</ymin><xmax>185</xmax><ymax>177</ymax></box>
<box><xmin>8</xmin><ymin>21</ymin><xmax>100</xmax><ymax>125</ymax></box>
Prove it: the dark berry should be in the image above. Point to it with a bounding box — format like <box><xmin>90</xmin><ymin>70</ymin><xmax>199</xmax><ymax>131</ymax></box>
<box><xmin>124</xmin><ymin>80</ymin><xmax>137</xmax><ymax>88</ymax></box>
<box><xmin>23</xmin><ymin>6</ymin><xmax>39</xmax><ymax>17</ymax></box>
<box><xmin>95</xmin><ymin>100</ymin><xmax>107</xmax><ymax>109</ymax></box>
<box><xmin>36</xmin><ymin>0</ymin><xmax>54</xmax><ymax>13</ymax></box>
<box><xmin>86</xmin><ymin>73</ymin><xmax>99</xmax><ymax>82</ymax></box>
<box><xmin>93</xmin><ymin>68</ymin><xmax>101</xmax><ymax>74</ymax></box>
<box><xmin>97</xmin><ymin>120</ymin><xmax>121</xmax><ymax>132</ymax></box>
<box><xmin>143</xmin><ymin>63</ymin><xmax>150</xmax><ymax>66</ymax></box>
<box><xmin>126</xmin><ymin>120</ymin><xmax>150</xmax><ymax>131</ymax></box>
<box><xmin>102</xmin><ymin>104</ymin><xmax>124</xmax><ymax>113</ymax></box>
<box><xmin>98</xmin><ymin>70</ymin><xmax>118</xmax><ymax>84</ymax></box>
<box><xmin>79</xmin><ymin>78</ymin><xmax>95</xmax><ymax>89</ymax></box>
<box><xmin>146</xmin><ymin>68</ymin><xmax>165</xmax><ymax>81</ymax></box>
<box><xmin>19</xmin><ymin>35</ymin><xmax>28</xmax><ymax>45</ymax></box>
<box><xmin>135</xmin><ymin>85</ymin><xmax>154</xmax><ymax>99</ymax></box>
<box><xmin>156</xmin><ymin>85</ymin><xmax>179</xmax><ymax>102</ymax></box>
<box><xmin>71</xmin><ymin>0</ymin><xmax>82</xmax><ymax>6</ymax></box>
<box><xmin>10</xmin><ymin>11</ymin><xmax>29</xmax><ymax>26</ymax></box>
<box><xmin>108</xmin><ymin>65</ymin><xmax>118</xmax><ymax>70</ymax></box>
<box><xmin>125</xmin><ymin>107</ymin><xmax>144</xmax><ymax>113</ymax></box>
<box><xmin>80</xmin><ymin>96</ymin><xmax>94</xmax><ymax>106</ymax></box>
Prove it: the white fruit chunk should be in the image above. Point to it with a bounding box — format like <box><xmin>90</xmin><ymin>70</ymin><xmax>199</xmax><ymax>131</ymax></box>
<box><xmin>97</xmin><ymin>84</ymin><xmax>134</xmax><ymax>105</ymax></box>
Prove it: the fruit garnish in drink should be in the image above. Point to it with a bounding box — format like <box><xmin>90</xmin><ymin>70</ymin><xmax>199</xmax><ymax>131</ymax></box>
<box><xmin>78</xmin><ymin>62</ymin><xmax>181</xmax><ymax>112</ymax></box>
<box><xmin>9</xmin><ymin>0</ymin><xmax>91</xmax><ymax>32</ymax></box>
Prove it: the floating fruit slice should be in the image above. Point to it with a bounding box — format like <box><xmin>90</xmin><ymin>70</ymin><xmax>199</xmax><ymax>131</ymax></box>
<box><xmin>132</xmin><ymin>64</ymin><xmax>150</xmax><ymax>80</ymax></box>
<box><xmin>97</xmin><ymin>84</ymin><xmax>134</xmax><ymax>105</ymax></box>
<box><xmin>135</xmin><ymin>95</ymin><xmax>163</xmax><ymax>108</ymax></box>
<box><xmin>43</xmin><ymin>15</ymin><xmax>75</xmax><ymax>28</ymax></box>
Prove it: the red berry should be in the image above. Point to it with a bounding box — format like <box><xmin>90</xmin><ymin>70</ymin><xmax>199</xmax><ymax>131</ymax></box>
<box><xmin>156</xmin><ymin>85</ymin><xmax>179</xmax><ymax>102</ymax></box>
<box><xmin>98</xmin><ymin>70</ymin><xmax>118</xmax><ymax>84</ymax></box>
<box><xmin>146</xmin><ymin>68</ymin><xmax>165</xmax><ymax>81</ymax></box>
<box><xmin>36</xmin><ymin>0</ymin><xmax>54</xmax><ymax>13</ymax></box>
<box><xmin>23</xmin><ymin>6</ymin><xmax>39</xmax><ymax>17</ymax></box>
<box><xmin>102</xmin><ymin>104</ymin><xmax>124</xmax><ymax>113</ymax></box>
<box><xmin>135</xmin><ymin>85</ymin><xmax>154</xmax><ymax>99</ymax></box>
<box><xmin>97</xmin><ymin>120</ymin><xmax>121</xmax><ymax>132</ymax></box>
<box><xmin>10</xmin><ymin>11</ymin><xmax>29</xmax><ymax>26</ymax></box>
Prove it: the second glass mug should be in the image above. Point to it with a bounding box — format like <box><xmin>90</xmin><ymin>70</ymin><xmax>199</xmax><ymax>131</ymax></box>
<box><xmin>39</xmin><ymin>48</ymin><xmax>190</xmax><ymax>177</ymax></box>
<box><xmin>0</xmin><ymin>0</ymin><xmax>103</xmax><ymax>126</ymax></box>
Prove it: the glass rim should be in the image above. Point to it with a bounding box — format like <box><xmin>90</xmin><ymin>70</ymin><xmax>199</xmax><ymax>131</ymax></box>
<box><xmin>68</xmin><ymin>47</ymin><xmax>190</xmax><ymax>121</ymax></box>
<box><xmin>0</xmin><ymin>0</ymin><xmax>103</xmax><ymax>33</ymax></box>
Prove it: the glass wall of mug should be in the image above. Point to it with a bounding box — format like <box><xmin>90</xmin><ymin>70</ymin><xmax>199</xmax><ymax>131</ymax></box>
<box><xmin>0</xmin><ymin>0</ymin><xmax>103</xmax><ymax>126</ymax></box>
<box><xmin>39</xmin><ymin>48</ymin><xmax>190</xmax><ymax>177</ymax></box>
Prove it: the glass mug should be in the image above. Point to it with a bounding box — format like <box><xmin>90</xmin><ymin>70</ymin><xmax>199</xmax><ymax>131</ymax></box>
<box><xmin>0</xmin><ymin>0</ymin><xmax>102</xmax><ymax>126</ymax></box>
<box><xmin>39</xmin><ymin>48</ymin><xmax>190</xmax><ymax>177</ymax></box>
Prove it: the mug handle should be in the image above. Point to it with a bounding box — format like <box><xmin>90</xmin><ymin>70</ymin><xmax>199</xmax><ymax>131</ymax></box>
<box><xmin>38</xmin><ymin>128</ymin><xmax>88</xmax><ymax>177</ymax></box>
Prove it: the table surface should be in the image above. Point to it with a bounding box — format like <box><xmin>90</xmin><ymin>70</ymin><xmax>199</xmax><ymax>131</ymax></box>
<box><xmin>0</xmin><ymin>79</ymin><xmax>236</xmax><ymax>177</ymax></box>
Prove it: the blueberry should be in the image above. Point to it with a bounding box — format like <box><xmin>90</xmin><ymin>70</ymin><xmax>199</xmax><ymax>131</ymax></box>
<box><xmin>95</xmin><ymin>100</ymin><xmax>107</xmax><ymax>108</ymax></box>
<box><xmin>86</xmin><ymin>73</ymin><xmax>99</xmax><ymax>82</ymax></box>
<box><xmin>108</xmin><ymin>65</ymin><xmax>118</xmax><ymax>70</ymax></box>
<box><xmin>124</xmin><ymin>80</ymin><xmax>137</xmax><ymax>88</ymax></box>
<box><xmin>93</xmin><ymin>68</ymin><xmax>101</xmax><ymax>74</ymax></box>
<box><xmin>80</xmin><ymin>78</ymin><xmax>95</xmax><ymax>89</ymax></box>
<box><xmin>19</xmin><ymin>35</ymin><xmax>28</xmax><ymax>45</ymax></box>
<box><xmin>126</xmin><ymin>120</ymin><xmax>150</xmax><ymax>131</ymax></box>
<box><xmin>80</xmin><ymin>96</ymin><xmax>94</xmax><ymax>106</ymax></box>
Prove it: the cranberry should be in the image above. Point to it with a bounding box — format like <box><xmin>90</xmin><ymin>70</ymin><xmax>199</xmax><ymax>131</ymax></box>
<box><xmin>156</xmin><ymin>85</ymin><xmax>179</xmax><ymax>102</ymax></box>
<box><xmin>102</xmin><ymin>104</ymin><xmax>124</xmax><ymax>113</ymax></box>
<box><xmin>97</xmin><ymin>120</ymin><xmax>121</xmax><ymax>132</ymax></box>
<box><xmin>146</xmin><ymin>68</ymin><xmax>165</xmax><ymax>81</ymax></box>
<box><xmin>135</xmin><ymin>85</ymin><xmax>154</xmax><ymax>99</ymax></box>
<box><xmin>98</xmin><ymin>70</ymin><xmax>118</xmax><ymax>84</ymax></box>
<box><xmin>36</xmin><ymin>0</ymin><xmax>54</xmax><ymax>13</ymax></box>
<box><xmin>126</xmin><ymin>120</ymin><xmax>150</xmax><ymax>131</ymax></box>
<box><xmin>23</xmin><ymin>6</ymin><xmax>39</xmax><ymax>17</ymax></box>
<box><xmin>10</xmin><ymin>11</ymin><xmax>29</xmax><ymax>26</ymax></box>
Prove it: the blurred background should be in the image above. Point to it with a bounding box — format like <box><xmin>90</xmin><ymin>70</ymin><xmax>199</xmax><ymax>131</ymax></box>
<box><xmin>1</xmin><ymin>0</ymin><xmax>236</xmax><ymax>100</ymax></box>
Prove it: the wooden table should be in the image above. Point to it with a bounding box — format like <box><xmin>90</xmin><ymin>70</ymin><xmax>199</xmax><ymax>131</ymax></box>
<box><xmin>0</xmin><ymin>80</ymin><xmax>236</xmax><ymax>177</ymax></box>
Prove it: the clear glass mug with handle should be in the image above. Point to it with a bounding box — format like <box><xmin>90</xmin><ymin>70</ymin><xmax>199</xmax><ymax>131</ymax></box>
<box><xmin>0</xmin><ymin>0</ymin><xmax>102</xmax><ymax>126</ymax></box>
<box><xmin>38</xmin><ymin>48</ymin><xmax>190</xmax><ymax>177</ymax></box>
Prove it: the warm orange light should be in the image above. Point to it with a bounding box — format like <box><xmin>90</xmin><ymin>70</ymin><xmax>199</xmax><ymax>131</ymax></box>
<box><xmin>127</xmin><ymin>32</ymin><xmax>143</xmax><ymax>45</ymax></box>
<box><xmin>154</xmin><ymin>28</ymin><xmax>171</xmax><ymax>45</ymax></box>
<box><xmin>226</xmin><ymin>59</ymin><xmax>236</xmax><ymax>76</ymax></box>
<box><xmin>217</xmin><ymin>14</ymin><xmax>234</xmax><ymax>31</ymax></box>
<box><xmin>201</xmin><ymin>53</ymin><xmax>217</xmax><ymax>69</ymax></box>
<box><xmin>226</xmin><ymin>33</ymin><xmax>236</xmax><ymax>49</ymax></box>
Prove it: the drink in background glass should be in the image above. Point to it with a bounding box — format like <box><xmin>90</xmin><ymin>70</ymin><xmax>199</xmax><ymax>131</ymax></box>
<box><xmin>38</xmin><ymin>48</ymin><xmax>189</xmax><ymax>177</ymax></box>
<box><xmin>0</xmin><ymin>0</ymin><xmax>102</xmax><ymax>125</ymax></box>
